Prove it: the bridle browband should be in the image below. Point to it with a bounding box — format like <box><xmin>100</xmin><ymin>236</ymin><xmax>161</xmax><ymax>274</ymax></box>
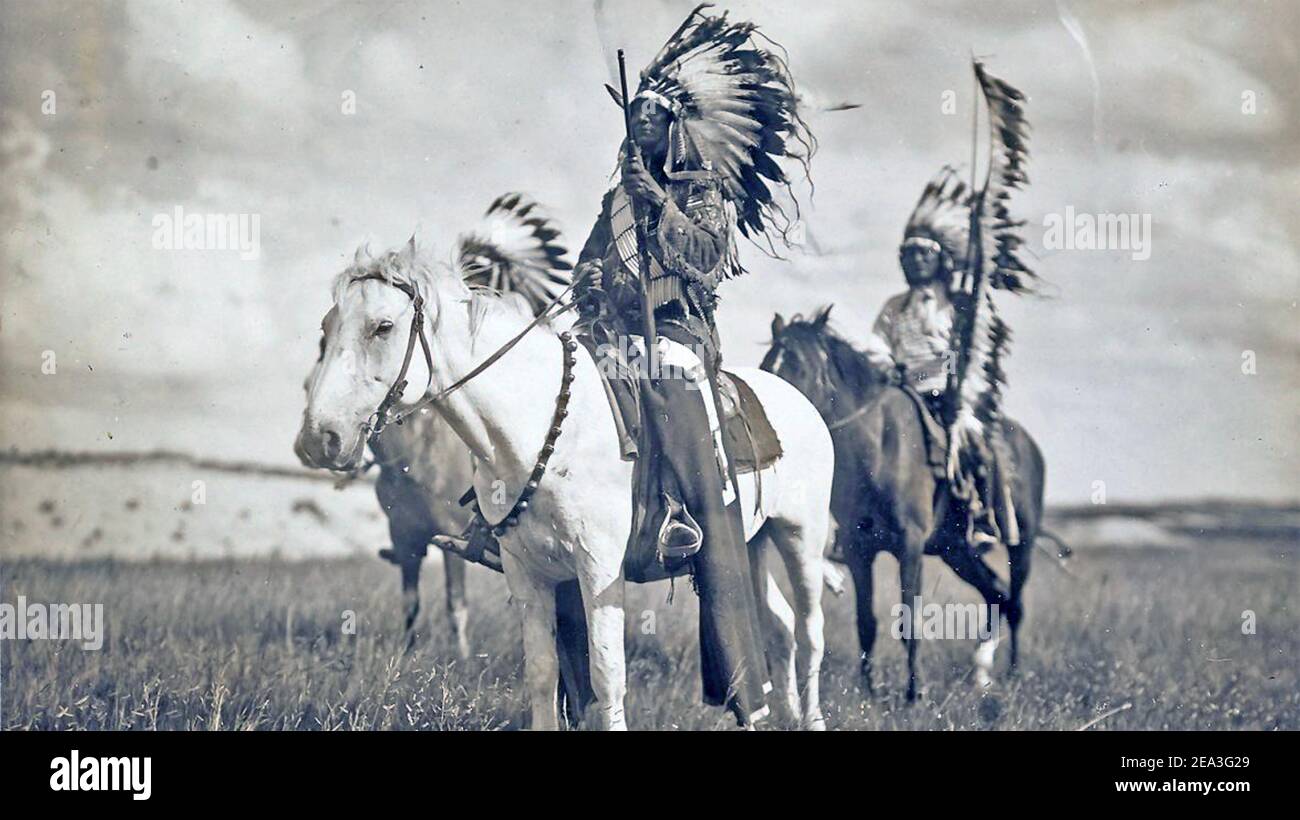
<box><xmin>768</xmin><ymin>336</ymin><xmax>878</xmax><ymax>432</ymax></box>
<box><xmin>348</xmin><ymin>270</ymin><xmax>581</xmax><ymax>445</ymax></box>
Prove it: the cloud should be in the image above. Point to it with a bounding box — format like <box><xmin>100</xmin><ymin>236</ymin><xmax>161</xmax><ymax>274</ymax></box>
<box><xmin>0</xmin><ymin>0</ymin><xmax>1295</xmax><ymax>501</ymax></box>
<box><xmin>1</xmin><ymin>109</ymin><xmax>279</xmax><ymax>377</ymax></box>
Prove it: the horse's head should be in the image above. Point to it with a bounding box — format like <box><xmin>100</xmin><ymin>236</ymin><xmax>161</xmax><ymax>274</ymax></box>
<box><xmin>296</xmin><ymin>195</ymin><xmax>572</xmax><ymax>471</ymax></box>
<box><xmin>296</xmin><ymin>237</ymin><xmax>453</xmax><ymax>471</ymax></box>
<box><xmin>761</xmin><ymin>306</ymin><xmax>880</xmax><ymax>415</ymax></box>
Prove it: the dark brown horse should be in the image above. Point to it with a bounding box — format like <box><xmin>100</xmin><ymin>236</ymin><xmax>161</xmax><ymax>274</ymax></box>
<box><xmin>761</xmin><ymin>307</ymin><xmax>1047</xmax><ymax>701</ymax></box>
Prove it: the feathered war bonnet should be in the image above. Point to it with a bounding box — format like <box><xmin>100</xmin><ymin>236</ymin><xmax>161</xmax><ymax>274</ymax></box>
<box><xmin>455</xmin><ymin>193</ymin><xmax>572</xmax><ymax>315</ymax></box>
<box><xmin>616</xmin><ymin>3</ymin><xmax>816</xmax><ymax>263</ymax></box>
<box><xmin>901</xmin><ymin>165</ymin><xmax>975</xmax><ymax>274</ymax></box>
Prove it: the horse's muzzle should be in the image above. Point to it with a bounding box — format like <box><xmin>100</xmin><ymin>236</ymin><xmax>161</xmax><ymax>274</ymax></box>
<box><xmin>295</xmin><ymin>420</ymin><xmax>364</xmax><ymax>472</ymax></box>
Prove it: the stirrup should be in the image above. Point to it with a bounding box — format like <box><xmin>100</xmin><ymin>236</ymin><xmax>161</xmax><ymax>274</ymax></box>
<box><xmin>657</xmin><ymin>492</ymin><xmax>702</xmax><ymax>562</ymax></box>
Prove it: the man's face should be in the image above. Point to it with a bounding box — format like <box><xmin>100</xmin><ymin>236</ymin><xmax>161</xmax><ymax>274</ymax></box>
<box><xmin>900</xmin><ymin>242</ymin><xmax>946</xmax><ymax>287</ymax></box>
<box><xmin>632</xmin><ymin>98</ymin><xmax>671</xmax><ymax>157</ymax></box>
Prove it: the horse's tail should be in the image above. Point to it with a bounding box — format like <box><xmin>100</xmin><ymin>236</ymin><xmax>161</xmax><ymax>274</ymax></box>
<box><xmin>1036</xmin><ymin>528</ymin><xmax>1073</xmax><ymax>559</ymax></box>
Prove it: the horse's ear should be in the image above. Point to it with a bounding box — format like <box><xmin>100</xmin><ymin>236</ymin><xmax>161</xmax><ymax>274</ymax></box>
<box><xmin>353</xmin><ymin>243</ymin><xmax>368</xmax><ymax>269</ymax></box>
<box><xmin>771</xmin><ymin>313</ymin><xmax>786</xmax><ymax>337</ymax></box>
<box><xmin>814</xmin><ymin>304</ymin><xmax>833</xmax><ymax>328</ymax></box>
<box><xmin>401</xmin><ymin>234</ymin><xmax>417</xmax><ymax>263</ymax></box>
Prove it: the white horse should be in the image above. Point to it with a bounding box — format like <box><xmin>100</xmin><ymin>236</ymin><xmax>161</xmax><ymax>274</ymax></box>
<box><xmin>296</xmin><ymin>195</ymin><xmax>576</xmax><ymax>659</ymax></box>
<box><xmin>298</xmin><ymin>239</ymin><xmax>835</xmax><ymax>730</ymax></box>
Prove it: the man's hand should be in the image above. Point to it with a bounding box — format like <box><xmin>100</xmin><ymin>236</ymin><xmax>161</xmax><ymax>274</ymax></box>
<box><xmin>574</xmin><ymin>258</ymin><xmax>602</xmax><ymax>285</ymax></box>
<box><xmin>622</xmin><ymin>153</ymin><xmax>667</xmax><ymax>208</ymax></box>
<box><xmin>573</xmin><ymin>259</ymin><xmax>605</xmax><ymax>318</ymax></box>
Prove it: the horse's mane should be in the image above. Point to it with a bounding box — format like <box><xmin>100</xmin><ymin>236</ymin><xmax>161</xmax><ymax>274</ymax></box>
<box><xmin>776</xmin><ymin>306</ymin><xmax>885</xmax><ymax>402</ymax></box>
<box><xmin>335</xmin><ymin>241</ymin><xmax>542</xmax><ymax>344</ymax></box>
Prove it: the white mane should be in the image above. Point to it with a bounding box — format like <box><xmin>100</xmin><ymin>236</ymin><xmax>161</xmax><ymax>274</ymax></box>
<box><xmin>333</xmin><ymin>241</ymin><xmax>544</xmax><ymax>343</ymax></box>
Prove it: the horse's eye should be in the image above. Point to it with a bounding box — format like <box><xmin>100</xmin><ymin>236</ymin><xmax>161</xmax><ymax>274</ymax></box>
<box><xmin>374</xmin><ymin>320</ymin><xmax>395</xmax><ymax>337</ymax></box>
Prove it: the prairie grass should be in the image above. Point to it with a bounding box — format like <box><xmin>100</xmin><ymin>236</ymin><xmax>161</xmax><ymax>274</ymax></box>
<box><xmin>3</xmin><ymin>537</ymin><xmax>1296</xmax><ymax>730</ymax></box>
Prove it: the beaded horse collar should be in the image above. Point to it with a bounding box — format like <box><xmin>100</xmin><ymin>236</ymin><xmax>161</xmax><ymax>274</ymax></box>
<box><xmin>470</xmin><ymin>331</ymin><xmax>578</xmax><ymax>537</ymax></box>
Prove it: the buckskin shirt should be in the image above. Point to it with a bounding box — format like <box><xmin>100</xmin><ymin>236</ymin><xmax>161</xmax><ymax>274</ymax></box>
<box><xmin>577</xmin><ymin>170</ymin><xmax>729</xmax><ymax>365</ymax></box>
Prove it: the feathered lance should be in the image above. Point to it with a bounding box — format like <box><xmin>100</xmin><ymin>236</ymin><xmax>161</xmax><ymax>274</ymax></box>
<box><xmin>943</xmin><ymin>59</ymin><xmax>1032</xmax><ymax>478</ymax></box>
<box><xmin>617</xmin><ymin>48</ymin><xmax>660</xmax><ymax>377</ymax></box>
<box><xmin>945</xmin><ymin>61</ymin><xmax>987</xmax><ymax>431</ymax></box>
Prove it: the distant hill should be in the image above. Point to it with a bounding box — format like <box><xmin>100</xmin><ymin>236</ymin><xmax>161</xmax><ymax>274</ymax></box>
<box><xmin>1045</xmin><ymin>501</ymin><xmax>1300</xmax><ymax>551</ymax></box>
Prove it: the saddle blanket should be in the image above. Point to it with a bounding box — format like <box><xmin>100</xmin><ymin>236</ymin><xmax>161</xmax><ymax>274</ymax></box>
<box><xmin>576</xmin><ymin>333</ymin><xmax>782</xmax><ymax>583</ymax></box>
<box><xmin>579</xmin><ymin>334</ymin><xmax>782</xmax><ymax>483</ymax></box>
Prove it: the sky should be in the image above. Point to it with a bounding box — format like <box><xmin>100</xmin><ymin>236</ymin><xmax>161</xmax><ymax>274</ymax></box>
<box><xmin>0</xmin><ymin>0</ymin><xmax>1296</xmax><ymax>504</ymax></box>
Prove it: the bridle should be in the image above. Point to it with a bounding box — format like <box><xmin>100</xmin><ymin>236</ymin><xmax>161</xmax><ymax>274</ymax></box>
<box><xmin>350</xmin><ymin>272</ymin><xmax>434</xmax><ymax>443</ymax></box>
<box><xmin>343</xmin><ymin>269</ymin><xmax>583</xmax><ymax>542</ymax></box>
<box><xmin>349</xmin><ymin>270</ymin><xmax>581</xmax><ymax>445</ymax></box>
<box><xmin>826</xmin><ymin>401</ymin><xmax>874</xmax><ymax>431</ymax></box>
<box><xmin>767</xmin><ymin>337</ymin><xmax>877</xmax><ymax>432</ymax></box>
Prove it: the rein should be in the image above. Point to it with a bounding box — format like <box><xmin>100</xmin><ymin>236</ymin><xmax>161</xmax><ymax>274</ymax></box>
<box><xmin>357</xmin><ymin>275</ymin><xmax>433</xmax><ymax>441</ymax></box>
<box><xmin>354</xmin><ymin>272</ymin><xmax>580</xmax><ymax>443</ymax></box>
<box><xmin>336</xmin><ymin>272</ymin><xmax>581</xmax><ymax>540</ymax></box>
<box><xmin>826</xmin><ymin>400</ymin><xmax>874</xmax><ymax>431</ymax></box>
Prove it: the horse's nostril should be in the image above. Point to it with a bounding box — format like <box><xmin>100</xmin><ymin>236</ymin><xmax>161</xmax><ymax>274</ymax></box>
<box><xmin>323</xmin><ymin>429</ymin><xmax>342</xmax><ymax>459</ymax></box>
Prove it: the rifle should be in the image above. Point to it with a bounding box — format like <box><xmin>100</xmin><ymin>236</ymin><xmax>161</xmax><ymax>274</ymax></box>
<box><xmin>617</xmin><ymin>48</ymin><xmax>660</xmax><ymax>377</ymax></box>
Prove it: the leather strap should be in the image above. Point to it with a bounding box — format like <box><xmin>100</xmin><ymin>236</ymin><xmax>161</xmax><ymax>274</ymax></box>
<box><xmin>350</xmin><ymin>273</ymin><xmax>435</xmax><ymax>440</ymax></box>
<box><xmin>357</xmin><ymin>272</ymin><xmax>583</xmax><ymax>443</ymax></box>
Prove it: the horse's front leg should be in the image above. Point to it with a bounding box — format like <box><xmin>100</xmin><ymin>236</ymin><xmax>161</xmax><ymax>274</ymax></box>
<box><xmin>501</xmin><ymin>551</ymin><xmax>560</xmax><ymax>730</ymax></box>
<box><xmin>899</xmin><ymin>523</ymin><xmax>926</xmax><ymax>703</ymax></box>
<box><xmin>443</xmin><ymin>554</ymin><xmax>470</xmax><ymax>661</ymax></box>
<box><xmin>577</xmin><ymin>559</ymin><xmax>627</xmax><ymax>731</ymax></box>
<box><xmin>844</xmin><ymin>533</ymin><xmax>878</xmax><ymax>691</ymax></box>
<box><xmin>396</xmin><ymin>552</ymin><xmax>422</xmax><ymax>652</ymax></box>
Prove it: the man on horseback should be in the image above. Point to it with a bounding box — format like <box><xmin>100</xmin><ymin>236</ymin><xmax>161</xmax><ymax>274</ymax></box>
<box><xmin>573</xmin><ymin>4</ymin><xmax>814</xmax><ymax>724</ymax></box>
<box><xmin>864</xmin><ymin>61</ymin><xmax>1039</xmax><ymax>554</ymax></box>
<box><xmin>863</xmin><ymin>169</ymin><xmax>1009</xmax><ymax>547</ymax></box>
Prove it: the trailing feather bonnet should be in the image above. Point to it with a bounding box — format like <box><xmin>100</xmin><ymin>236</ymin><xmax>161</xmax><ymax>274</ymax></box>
<box><xmin>610</xmin><ymin>3</ymin><xmax>816</xmax><ymax>265</ymax></box>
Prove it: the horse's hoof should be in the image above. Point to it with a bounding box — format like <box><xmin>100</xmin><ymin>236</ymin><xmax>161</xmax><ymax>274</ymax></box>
<box><xmin>805</xmin><ymin>714</ymin><xmax>828</xmax><ymax>732</ymax></box>
<box><xmin>974</xmin><ymin>669</ymin><xmax>994</xmax><ymax>689</ymax></box>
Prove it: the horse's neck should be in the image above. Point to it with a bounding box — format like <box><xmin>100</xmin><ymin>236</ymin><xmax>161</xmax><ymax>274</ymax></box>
<box><xmin>823</xmin><ymin>342</ymin><xmax>883</xmax><ymax>416</ymax></box>
<box><xmin>425</xmin><ymin>287</ymin><xmax>558</xmax><ymax>479</ymax></box>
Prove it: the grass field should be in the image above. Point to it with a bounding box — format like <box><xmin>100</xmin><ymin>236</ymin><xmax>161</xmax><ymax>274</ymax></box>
<box><xmin>5</xmin><ymin>529</ymin><xmax>1297</xmax><ymax>730</ymax></box>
